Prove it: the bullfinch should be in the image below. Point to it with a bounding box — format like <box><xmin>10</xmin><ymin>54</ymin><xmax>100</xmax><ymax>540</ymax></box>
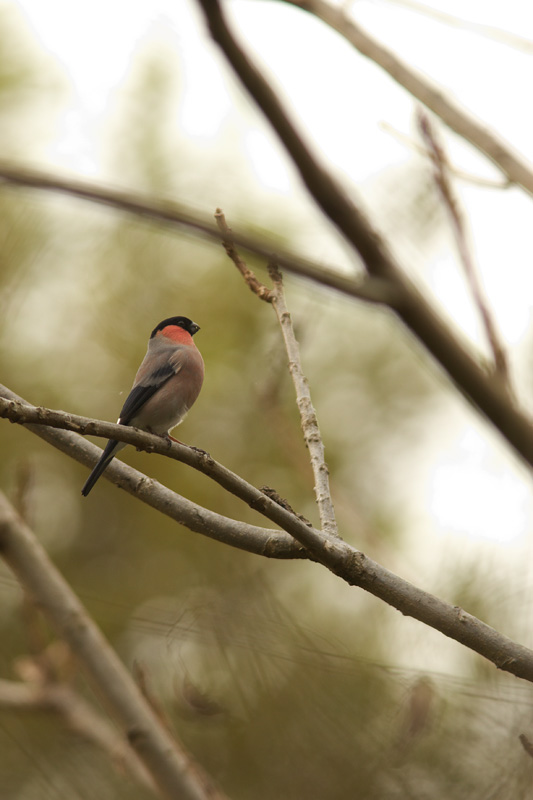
<box><xmin>81</xmin><ymin>315</ymin><xmax>204</xmax><ymax>496</ymax></box>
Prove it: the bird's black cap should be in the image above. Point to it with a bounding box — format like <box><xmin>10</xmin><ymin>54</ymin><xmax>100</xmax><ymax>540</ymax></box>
<box><xmin>150</xmin><ymin>316</ymin><xmax>200</xmax><ymax>338</ymax></box>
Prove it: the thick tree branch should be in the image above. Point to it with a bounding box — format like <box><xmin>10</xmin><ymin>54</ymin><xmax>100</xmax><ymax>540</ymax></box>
<box><xmin>0</xmin><ymin>386</ymin><xmax>306</xmax><ymax>560</ymax></box>
<box><xmin>0</xmin><ymin>493</ymin><xmax>227</xmax><ymax>800</ymax></box>
<box><xmin>4</xmin><ymin>387</ymin><xmax>533</xmax><ymax>683</ymax></box>
<box><xmin>282</xmin><ymin>0</ymin><xmax>533</xmax><ymax>195</ymax></box>
<box><xmin>196</xmin><ymin>0</ymin><xmax>533</xmax><ymax>469</ymax></box>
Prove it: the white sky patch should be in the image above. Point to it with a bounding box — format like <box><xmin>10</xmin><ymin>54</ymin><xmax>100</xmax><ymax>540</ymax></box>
<box><xmin>16</xmin><ymin>0</ymin><xmax>156</xmax><ymax>173</ymax></box>
<box><xmin>16</xmin><ymin>0</ymin><xmax>147</xmax><ymax>90</ymax></box>
<box><xmin>242</xmin><ymin>128</ymin><xmax>293</xmax><ymax>192</ymax></box>
<box><xmin>426</xmin><ymin>426</ymin><xmax>531</xmax><ymax>542</ymax></box>
<box><xmin>427</xmin><ymin>251</ymin><xmax>484</xmax><ymax>344</ymax></box>
<box><xmin>173</xmin><ymin>5</ymin><xmax>234</xmax><ymax>139</ymax></box>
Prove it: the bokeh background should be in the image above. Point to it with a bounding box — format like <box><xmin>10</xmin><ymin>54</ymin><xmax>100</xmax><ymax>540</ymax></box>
<box><xmin>1</xmin><ymin>1</ymin><xmax>533</xmax><ymax>797</ymax></box>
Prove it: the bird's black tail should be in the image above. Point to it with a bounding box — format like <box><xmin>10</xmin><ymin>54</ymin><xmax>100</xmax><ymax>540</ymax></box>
<box><xmin>81</xmin><ymin>439</ymin><xmax>121</xmax><ymax>496</ymax></box>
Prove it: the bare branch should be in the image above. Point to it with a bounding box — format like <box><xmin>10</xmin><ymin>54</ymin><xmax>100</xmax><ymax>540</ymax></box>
<box><xmin>268</xmin><ymin>261</ymin><xmax>339</xmax><ymax>538</ymax></box>
<box><xmin>214</xmin><ymin>209</ymin><xmax>338</xmax><ymax>537</ymax></box>
<box><xmin>0</xmin><ymin>161</ymin><xmax>394</xmax><ymax>306</ymax></box>
<box><xmin>383</xmin><ymin>0</ymin><xmax>533</xmax><ymax>53</ymax></box>
<box><xmin>380</xmin><ymin>122</ymin><xmax>511</xmax><ymax>190</ymax></box>
<box><xmin>215</xmin><ymin>208</ymin><xmax>274</xmax><ymax>301</ymax></box>
<box><xmin>0</xmin><ymin>386</ymin><xmax>306</xmax><ymax>560</ymax></box>
<box><xmin>133</xmin><ymin>661</ymin><xmax>175</xmax><ymax>734</ymax></box>
<box><xmin>0</xmin><ymin>674</ymin><xmax>156</xmax><ymax>792</ymax></box>
<box><xmin>0</xmin><ymin>493</ymin><xmax>228</xmax><ymax>800</ymax></box>
<box><xmin>418</xmin><ymin>112</ymin><xmax>513</xmax><ymax>392</ymax></box>
<box><xmin>282</xmin><ymin>0</ymin><xmax>533</xmax><ymax>195</ymax></box>
<box><xmin>4</xmin><ymin>387</ymin><xmax>533</xmax><ymax>683</ymax></box>
<box><xmin>196</xmin><ymin>0</ymin><xmax>533</xmax><ymax>469</ymax></box>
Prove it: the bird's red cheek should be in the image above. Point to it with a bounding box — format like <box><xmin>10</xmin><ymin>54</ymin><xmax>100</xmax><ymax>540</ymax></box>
<box><xmin>158</xmin><ymin>326</ymin><xmax>193</xmax><ymax>344</ymax></box>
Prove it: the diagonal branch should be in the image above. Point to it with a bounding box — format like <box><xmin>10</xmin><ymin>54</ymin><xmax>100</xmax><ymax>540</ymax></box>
<box><xmin>382</xmin><ymin>0</ymin><xmax>533</xmax><ymax>54</ymax></box>
<box><xmin>418</xmin><ymin>112</ymin><xmax>513</xmax><ymax>391</ymax></box>
<box><xmin>282</xmin><ymin>0</ymin><xmax>533</xmax><ymax>195</ymax></box>
<box><xmin>0</xmin><ymin>492</ymin><xmax>227</xmax><ymax>800</ymax></box>
<box><xmin>0</xmin><ymin>161</ymin><xmax>394</xmax><ymax>306</ymax></box>
<box><xmin>0</xmin><ymin>675</ymin><xmax>156</xmax><ymax>792</ymax></box>
<box><xmin>196</xmin><ymin>0</ymin><xmax>533</xmax><ymax>470</ymax></box>
<box><xmin>0</xmin><ymin>386</ymin><xmax>306</xmax><ymax>560</ymax></box>
<box><xmin>4</xmin><ymin>386</ymin><xmax>533</xmax><ymax>683</ymax></box>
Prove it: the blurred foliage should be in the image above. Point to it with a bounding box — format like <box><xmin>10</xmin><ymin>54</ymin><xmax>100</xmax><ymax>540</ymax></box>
<box><xmin>0</xmin><ymin>5</ymin><xmax>532</xmax><ymax>800</ymax></box>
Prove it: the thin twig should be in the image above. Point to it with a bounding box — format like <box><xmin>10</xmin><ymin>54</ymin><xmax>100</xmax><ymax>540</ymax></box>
<box><xmin>268</xmin><ymin>261</ymin><xmax>339</xmax><ymax>538</ymax></box>
<box><xmin>214</xmin><ymin>208</ymin><xmax>273</xmax><ymax>301</ymax></box>
<box><xmin>5</xmin><ymin>387</ymin><xmax>533</xmax><ymax>683</ymax></box>
<box><xmin>0</xmin><ymin>493</ymin><xmax>227</xmax><ymax>800</ymax></box>
<box><xmin>379</xmin><ymin>122</ymin><xmax>511</xmax><ymax>190</ymax></box>
<box><xmin>133</xmin><ymin>661</ymin><xmax>175</xmax><ymax>734</ymax></box>
<box><xmin>418</xmin><ymin>112</ymin><xmax>513</xmax><ymax>392</ymax></box>
<box><xmin>215</xmin><ymin>209</ymin><xmax>338</xmax><ymax>536</ymax></box>
<box><xmin>0</xmin><ymin>161</ymin><xmax>394</xmax><ymax>306</ymax></box>
<box><xmin>383</xmin><ymin>0</ymin><xmax>533</xmax><ymax>53</ymax></box>
<box><xmin>0</xmin><ymin>673</ymin><xmax>156</xmax><ymax>792</ymax></box>
<box><xmin>281</xmin><ymin>0</ymin><xmax>533</xmax><ymax>195</ymax></box>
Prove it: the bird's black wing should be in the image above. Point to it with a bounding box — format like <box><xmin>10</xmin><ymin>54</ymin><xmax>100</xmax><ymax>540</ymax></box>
<box><xmin>118</xmin><ymin>364</ymin><xmax>176</xmax><ymax>425</ymax></box>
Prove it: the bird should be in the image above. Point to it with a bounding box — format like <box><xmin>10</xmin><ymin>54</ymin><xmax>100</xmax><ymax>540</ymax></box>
<box><xmin>81</xmin><ymin>315</ymin><xmax>204</xmax><ymax>496</ymax></box>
